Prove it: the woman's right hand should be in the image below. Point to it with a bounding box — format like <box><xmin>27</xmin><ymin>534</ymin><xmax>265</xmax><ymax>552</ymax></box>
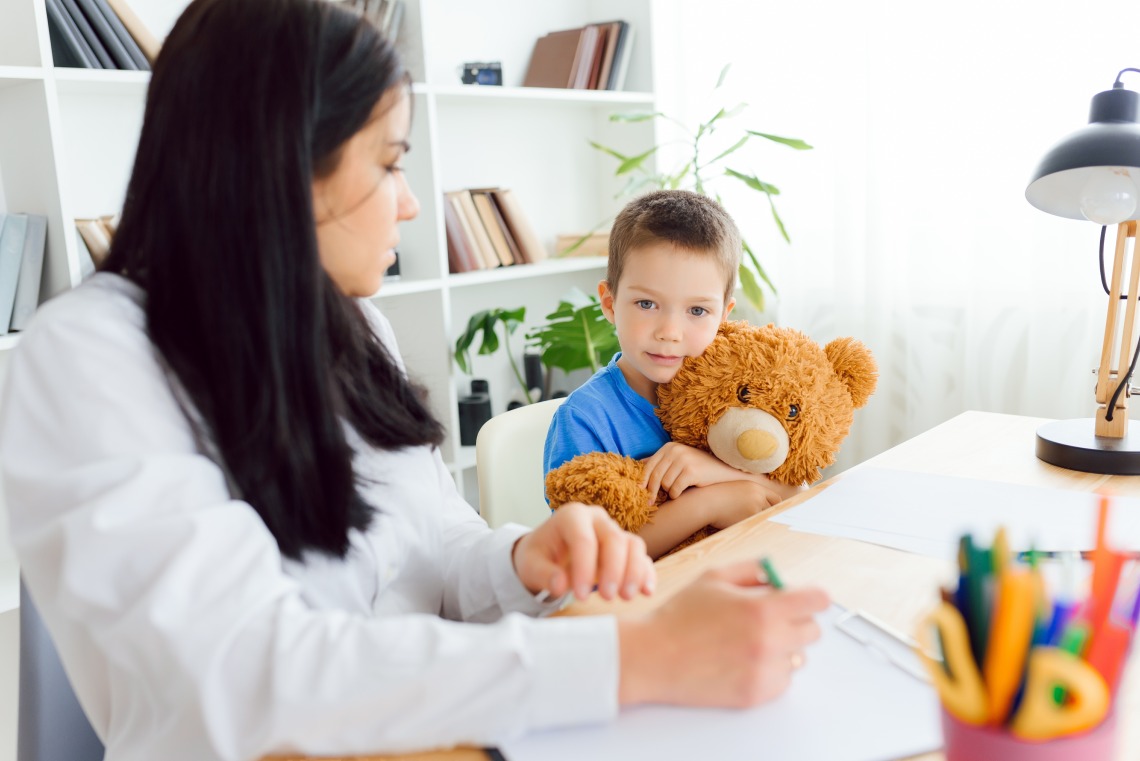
<box><xmin>616</xmin><ymin>560</ymin><xmax>829</xmax><ymax>708</ymax></box>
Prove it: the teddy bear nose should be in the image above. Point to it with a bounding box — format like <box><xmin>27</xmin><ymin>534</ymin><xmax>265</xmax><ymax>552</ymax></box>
<box><xmin>737</xmin><ymin>430</ymin><xmax>778</xmax><ymax>460</ymax></box>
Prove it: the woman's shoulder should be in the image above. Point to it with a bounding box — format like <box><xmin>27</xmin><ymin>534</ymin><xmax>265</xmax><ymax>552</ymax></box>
<box><xmin>18</xmin><ymin>273</ymin><xmax>149</xmax><ymax>359</ymax></box>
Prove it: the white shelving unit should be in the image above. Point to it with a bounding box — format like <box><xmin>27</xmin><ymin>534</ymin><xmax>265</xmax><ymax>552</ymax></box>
<box><xmin>0</xmin><ymin>0</ymin><xmax>666</xmax><ymax>518</ymax></box>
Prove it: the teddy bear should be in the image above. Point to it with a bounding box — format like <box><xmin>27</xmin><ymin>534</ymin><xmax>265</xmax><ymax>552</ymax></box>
<box><xmin>544</xmin><ymin>320</ymin><xmax>878</xmax><ymax>553</ymax></box>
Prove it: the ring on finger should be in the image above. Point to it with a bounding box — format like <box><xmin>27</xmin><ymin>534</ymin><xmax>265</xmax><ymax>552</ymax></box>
<box><xmin>789</xmin><ymin>652</ymin><xmax>804</xmax><ymax>670</ymax></box>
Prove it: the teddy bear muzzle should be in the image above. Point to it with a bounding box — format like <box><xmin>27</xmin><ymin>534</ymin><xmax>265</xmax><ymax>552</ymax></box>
<box><xmin>706</xmin><ymin>407</ymin><xmax>790</xmax><ymax>475</ymax></box>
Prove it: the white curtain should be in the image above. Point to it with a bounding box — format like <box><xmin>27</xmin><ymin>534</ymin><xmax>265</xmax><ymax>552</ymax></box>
<box><xmin>658</xmin><ymin>0</ymin><xmax>1140</xmax><ymax>470</ymax></box>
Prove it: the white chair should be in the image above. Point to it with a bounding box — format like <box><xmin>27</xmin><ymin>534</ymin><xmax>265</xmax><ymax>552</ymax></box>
<box><xmin>476</xmin><ymin>397</ymin><xmax>565</xmax><ymax>529</ymax></box>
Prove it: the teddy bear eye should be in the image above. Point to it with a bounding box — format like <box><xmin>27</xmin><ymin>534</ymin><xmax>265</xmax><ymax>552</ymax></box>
<box><xmin>788</xmin><ymin>404</ymin><xmax>800</xmax><ymax>420</ymax></box>
<box><xmin>737</xmin><ymin>386</ymin><xmax>751</xmax><ymax>404</ymax></box>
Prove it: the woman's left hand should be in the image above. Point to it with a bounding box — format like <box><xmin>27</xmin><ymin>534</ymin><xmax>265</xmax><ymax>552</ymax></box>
<box><xmin>512</xmin><ymin>502</ymin><xmax>656</xmax><ymax>602</ymax></box>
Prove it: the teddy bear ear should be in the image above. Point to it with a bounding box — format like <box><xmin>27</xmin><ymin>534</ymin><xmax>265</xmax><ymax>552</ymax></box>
<box><xmin>824</xmin><ymin>337</ymin><xmax>878</xmax><ymax>409</ymax></box>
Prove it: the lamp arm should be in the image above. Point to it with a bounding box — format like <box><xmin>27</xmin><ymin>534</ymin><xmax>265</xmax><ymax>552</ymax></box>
<box><xmin>1105</xmin><ymin>331</ymin><xmax>1140</xmax><ymax>421</ymax></box>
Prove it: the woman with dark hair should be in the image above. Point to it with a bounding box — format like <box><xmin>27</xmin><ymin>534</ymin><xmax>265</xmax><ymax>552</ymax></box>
<box><xmin>0</xmin><ymin>0</ymin><xmax>828</xmax><ymax>758</ymax></box>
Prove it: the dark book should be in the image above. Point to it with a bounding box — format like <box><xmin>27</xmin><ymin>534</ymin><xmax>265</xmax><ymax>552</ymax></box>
<box><xmin>585</xmin><ymin>24</ymin><xmax>607</xmax><ymax>90</ymax></box>
<box><xmin>522</xmin><ymin>27</ymin><xmax>583</xmax><ymax>89</ymax></box>
<box><xmin>443</xmin><ymin>194</ymin><xmax>478</xmax><ymax>273</ymax></box>
<box><xmin>605</xmin><ymin>21</ymin><xmax>630</xmax><ymax>91</ymax></box>
<box><xmin>104</xmin><ymin>0</ymin><xmax>161</xmax><ymax>64</ymax></box>
<box><xmin>45</xmin><ymin>0</ymin><xmax>99</xmax><ymax>68</ymax></box>
<box><xmin>59</xmin><ymin>0</ymin><xmax>115</xmax><ymax>68</ymax></box>
<box><xmin>87</xmin><ymin>0</ymin><xmax>149</xmax><ymax>69</ymax></box>
<box><xmin>595</xmin><ymin>21</ymin><xmax>622</xmax><ymax>91</ymax></box>
<box><xmin>74</xmin><ymin>0</ymin><xmax>138</xmax><ymax>69</ymax></box>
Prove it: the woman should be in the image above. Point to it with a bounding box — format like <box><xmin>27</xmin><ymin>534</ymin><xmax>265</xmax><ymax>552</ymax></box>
<box><xmin>0</xmin><ymin>0</ymin><xmax>829</xmax><ymax>758</ymax></box>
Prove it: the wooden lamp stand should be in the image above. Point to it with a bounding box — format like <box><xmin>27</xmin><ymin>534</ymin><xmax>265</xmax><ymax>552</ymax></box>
<box><xmin>1037</xmin><ymin>221</ymin><xmax>1140</xmax><ymax>473</ymax></box>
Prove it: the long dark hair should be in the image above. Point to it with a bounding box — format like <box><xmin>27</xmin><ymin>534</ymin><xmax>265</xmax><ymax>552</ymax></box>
<box><xmin>102</xmin><ymin>0</ymin><xmax>444</xmax><ymax>560</ymax></box>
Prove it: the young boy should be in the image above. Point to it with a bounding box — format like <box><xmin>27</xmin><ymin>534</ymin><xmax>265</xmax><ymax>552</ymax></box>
<box><xmin>543</xmin><ymin>190</ymin><xmax>799</xmax><ymax>558</ymax></box>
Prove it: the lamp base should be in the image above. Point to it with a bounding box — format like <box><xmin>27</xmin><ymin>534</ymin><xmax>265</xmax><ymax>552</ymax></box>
<box><xmin>1036</xmin><ymin>418</ymin><xmax>1140</xmax><ymax>474</ymax></box>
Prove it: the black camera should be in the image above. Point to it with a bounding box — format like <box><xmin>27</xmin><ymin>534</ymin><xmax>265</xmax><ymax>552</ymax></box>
<box><xmin>460</xmin><ymin>61</ymin><xmax>502</xmax><ymax>86</ymax></box>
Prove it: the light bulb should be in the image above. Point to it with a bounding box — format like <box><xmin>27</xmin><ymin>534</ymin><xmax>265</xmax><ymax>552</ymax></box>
<box><xmin>1080</xmin><ymin>169</ymin><xmax>1138</xmax><ymax>224</ymax></box>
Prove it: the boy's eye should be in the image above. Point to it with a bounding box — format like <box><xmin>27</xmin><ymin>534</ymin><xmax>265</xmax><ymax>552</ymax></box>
<box><xmin>635</xmin><ymin>300</ymin><xmax>655</xmax><ymax>310</ymax></box>
<box><xmin>689</xmin><ymin>306</ymin><xmax>709</xmax><ymax>317</ymax></box>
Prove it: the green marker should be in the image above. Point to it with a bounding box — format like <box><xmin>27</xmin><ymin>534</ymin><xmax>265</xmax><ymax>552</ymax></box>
<box><xmin>759</xmin><ymin>556</ymin><xmax>785</xmax><ymax>590</ymax></box>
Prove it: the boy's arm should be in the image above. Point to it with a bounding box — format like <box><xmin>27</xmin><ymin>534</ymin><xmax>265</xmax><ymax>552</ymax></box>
<box><xmin>641</xmin><ymin>442</ymin><xmax>805</xmax><ymax>502</ymax></box>
<box><xmin>638</xmin><ymin>481</ymin><xmax>784</xmax><ymax>558</ymax></box>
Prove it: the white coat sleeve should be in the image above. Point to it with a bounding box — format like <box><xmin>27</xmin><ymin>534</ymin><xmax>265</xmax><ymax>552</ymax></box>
<box><xmin>0</xmin><ymin>286</ymin><xmax>619</xmax><ymax>761</ymax></box>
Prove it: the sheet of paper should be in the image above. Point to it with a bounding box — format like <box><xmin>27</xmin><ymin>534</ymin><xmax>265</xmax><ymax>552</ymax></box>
<box><xmin>772</xmin><ymin>468</ymin><xmax>1140</xmax><ymax>559</ymax></box>
<box><xmin>500</xmin><ymin>604</ymin><xmax>942</xmax><ymax>761</ymax></box>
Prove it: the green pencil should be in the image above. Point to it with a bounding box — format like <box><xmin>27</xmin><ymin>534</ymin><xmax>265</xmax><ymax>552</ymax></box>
<box><xmin>759</xmin><ymin>556</ymin><xmax>785</xmax><ymax>590</ymax></box>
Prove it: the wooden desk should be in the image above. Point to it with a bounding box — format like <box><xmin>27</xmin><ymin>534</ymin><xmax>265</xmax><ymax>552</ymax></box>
<box><xmin>272</xmin><ymin>411</ymin><xmax>1139</xmax><ymax>761</ymax></box>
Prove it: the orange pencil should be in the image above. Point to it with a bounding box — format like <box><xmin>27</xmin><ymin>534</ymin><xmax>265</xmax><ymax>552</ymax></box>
<box><xmin>982</xmin><ymin>568</ymin><xmax>1037</xmax><ymax>724</ymax></box>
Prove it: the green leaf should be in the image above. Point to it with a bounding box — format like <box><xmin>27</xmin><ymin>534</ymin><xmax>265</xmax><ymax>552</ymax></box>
<box><xmin>667</xmin><ymin>161</ymin><xmax>692</xmax><ymax>189</ymax></box>
<box><xmin>743</xmin><ymin>239</ymin><xmax>777</xmax><ymax>294</ymax></box>
<box><xmin>725</xmin><ymin>167</ymin><xmax>780</xmax><ymax>195</ymax></box>
<box><xmin>706</xmin><ymin>135</ymin><xmax>750</xmax><ymax>166</ymax></box>
<box><xmin>767</xmin><ymin>195</ymin><xmax>790</xmax><ymax>243</ymax></box>
<box><xmin>746</xmin><ymin>131</ymin><xmax>813</xmax><ymax>150</ymax></box>
<box><xmin>738</xmin><ymin>263</ymin><xmax>765</xmax><ymax>312</ymax></box>
<box><xmin>616</xmin><ymin>146</ymin><xmax>659</xmax><ymax>175</ymax></box>
<box><xmin>589</xmin><ymin>140</ymin><xmax>629</xmax><ymax>162</ymax></box>
<box><xmin>527</xmin><ymin>296</ymin><xmax>619</xmax><ymax>375</ymax></box>
<box><xmin>609</xmin><ymin>111</ymin><xmax>664</xmax><ymax>123</ymax></box>
<box><xmin>452</xmin><ymin>307</ymin><xmax>527</xmax><ymax>374</ymax></box>
<box><xmin>699</xmin><ymin>102</ymin><xmax>747</xmax><ymax>137</ymax></box>
<box><xmin>715</xmin><ymin>63</ymin><xmax>731</xmax><ymax>89</ymax></box>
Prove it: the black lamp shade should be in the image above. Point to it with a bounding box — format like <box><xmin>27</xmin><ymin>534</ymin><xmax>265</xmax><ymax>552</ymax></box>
<box><xmin>1025</xmin><ymin>87</ymin><xmax>1140</xmax><ymax>220</ymax></box>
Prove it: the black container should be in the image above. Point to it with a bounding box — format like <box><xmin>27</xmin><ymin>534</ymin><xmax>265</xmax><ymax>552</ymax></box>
<box><xmin>458</xmin><ymin>379</ymin><xmax>492</xmax><ymax>446</ymax></box>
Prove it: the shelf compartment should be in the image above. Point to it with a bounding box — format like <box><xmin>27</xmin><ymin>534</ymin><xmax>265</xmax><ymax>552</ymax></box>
<box><xmin>447</xmin><ymin>257</ymin><xmax>605</xmax><ymax>288</ymax></box>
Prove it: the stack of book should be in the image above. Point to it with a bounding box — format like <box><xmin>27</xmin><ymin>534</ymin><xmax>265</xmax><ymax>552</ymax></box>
<box><xmin>0</xmin><ymin>214</ymin><xmax>48</xmax><ymax>336</ymax></box>
<box><xmin>340</xmin><ymin>0</ymin><xmax>405</xmax><ymax>42</ymax></box>
<box><xmin>443</xmin><ymin>188</ymin><xmax>548</xmax><ymax>274</ymax></box>
<box><xmin>45</xmin><ymin>0</ymin><xmax>158</xmax><ymax>70</ymax></box>
<box><xmin>522</xmin><ymin>21</ymin><xmax>633</xmax><ymax>91</ymax></box>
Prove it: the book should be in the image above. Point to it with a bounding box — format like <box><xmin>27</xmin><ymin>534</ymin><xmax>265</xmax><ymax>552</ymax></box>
<box><xmin>10</xmin><ymin>214</ymin><xmax>47</xmax><ymax>332</ymax></box>
<box><xmin>60</xmin><ymin>0</ymin><xmax>115</xmax><ymax>68</ymax></box>
<box><xmin>45</xmin><ymin>0</ymin><xmax>99</xmax><ymax>68</ymax></box>
<box><xmin>0</xmin><ymin>214</ymin><xmax>28</xmax><ymax>335</ymax></box>
<box><xmin>87</xmin><ymin>0</ymin><xmax>149</xmax><ymax>69</ymax></box>
<box><xmin>446</xmin><ymin>194</ymin><xmax>487</xmax><ymax>271</ymax></box>
<box><xmin>609</xmin><ymin>24</ymin><xmax>634</xmax><ymax>91</ymax></box>
<box><xmin>74</xmin><ymin>229</ymin><xmax>97</xmax><ymax>279</ymax></box>
<box><xmin>585</xmin><ymin>24</ymin><xmax>607</xmax><ymax>90</ymax></box>
<box><xmin>522</xmin><ymin>27</ymin><xmax>583</xmax><ymax>89</ymax></box>
<box><xmin>485</xmin><ymin>192</ymin><xmax>524</xmax><ymax>266</ymax></box>
<box><xmin>104</xmin><ymin>0</ymin><xmax>161</xmax><ymax>64</ymax></box>
<box><xmin>569</xmin><ymin>25</ymin><xmax>599</xmax><ymax>90</ymax></box>
<box><xmin>75</xmin><ymin>218</ymin><xmax>112</xmax><ymax>267</ymax></box>
<box><xmin>448</xmin><ymin>191</ymin><xmax>499</xmax><ymax>269</ymax></box>
<box><xmin>75</xmin><ymin>0</ymin><xmax>138</xmax><ymax>69</ymax></box>
<box><xmin>442</xmin><ymin>195</ymin><xmax>478</xmax><ymax>273</ymax></box>
<box><xmin>470</xmin><ymin>190</ymin><xmax>516</xmax><ymax>266</ymax></box>
<box><xmin>492</xmin><ymin>189</ymin><xmax>548</xmax><ymax>264</ymax></box>
<box><xmin>595</xmin><ymin>21</ymin><xmax>621</xmax><ymax>92</ymax></box>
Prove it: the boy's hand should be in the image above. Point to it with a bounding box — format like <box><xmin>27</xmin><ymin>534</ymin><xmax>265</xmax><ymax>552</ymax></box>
<box><xmin>641</xmin><ymin>442</ymin><xmax>758</xmax><ymax>500</ymax></box>
<box><xmin>696</xmin><ymin>481</ymin><xmax>785</xmax><ymax>530</ymax></box>
<box><xmin>512</xmin><ymin>502</ymin><xmax>656</xmax><ymax>601</ymax></box>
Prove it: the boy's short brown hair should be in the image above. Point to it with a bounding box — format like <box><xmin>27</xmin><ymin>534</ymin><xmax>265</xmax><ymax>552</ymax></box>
<box><xmin>606</xmin><ymin>189</ymin><xmax>741</xmax><ymax>301</ymax></box>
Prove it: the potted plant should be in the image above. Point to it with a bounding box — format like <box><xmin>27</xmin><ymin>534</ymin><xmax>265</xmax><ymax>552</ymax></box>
<box><xmin>584</xmin><ymin>64</ymin><xmax>812</xmax><ymax>312</ymax></box>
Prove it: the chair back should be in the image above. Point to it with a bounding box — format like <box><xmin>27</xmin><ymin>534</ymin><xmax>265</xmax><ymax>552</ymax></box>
<box><xmin>476</xmin><ymin>398</ymin><xmax>565</xmax><ymax>528</ymax></box>
<box><xmin>18</xmin><ymin>578</ymin><xmax>103</xmax><ymax>761</ymax></box>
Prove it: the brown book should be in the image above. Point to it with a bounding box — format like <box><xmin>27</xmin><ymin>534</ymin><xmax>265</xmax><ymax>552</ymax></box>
<box><xmin>479</xmin><ymin>190</ymin><xmax>524</xmax><ymax>265</ymax></box>
<box><xmin>470</xmin><ymin>191</ymin><xmax>515</xmax><ymax>266</ymax></box>
<box><xmin>522</xmin><ymin>27</ymin><xmax>582</xmax><ymax>89</ymax></box>
<box><xmin>595</xmin><ymin>21</ymin><xmax>622</xmax><ymax>91</ymax></box>
<box><xmin>570</xmin><ymin>24</ymin><xmax>599</xmax><ymax>89</ymax></box>
<box><xmin>492</xmin><ymin>189</ymin><xmax>548</xmax><ymax>264</ymax></box>
<box><xmin>585</xmin><ymin>24</ymin><xmax>608</xmax><ymax>89</ymax></box>
<box><xmin>75</xmin><ymin>218</ymin><xmax>112</xmax><ymax>266</ymax></box>
<box><xmin>448</xmin><ymin>191</ymin><xmax>499</xmax><ymax>269</ymax></box>
<box><xmin>104</xmin><ymin>0</ymin><xmax>161</xmax><ymax>64</ymax></box>
<box><xmin>442</xmin><ymin>194</ymin><xmax>478</xmax><ymax>273</ymax></box>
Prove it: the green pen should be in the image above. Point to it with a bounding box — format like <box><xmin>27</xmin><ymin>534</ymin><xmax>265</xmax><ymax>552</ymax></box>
<box><xmin>759</xmin><ymin>556</ymin><xmax>785</xmax><ymax>590</ymax></box>
<box><xmin>1053</xmin><ymin>621</ymin><xmax>1090</xmax><ymax>703</ymax></box>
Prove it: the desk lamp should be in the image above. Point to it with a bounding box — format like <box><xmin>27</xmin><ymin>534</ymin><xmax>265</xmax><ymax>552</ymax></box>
<box><xmin>1026</xmin><ymin>68</ymin><xmax>1140</xmax><ymax>473</ymax></box>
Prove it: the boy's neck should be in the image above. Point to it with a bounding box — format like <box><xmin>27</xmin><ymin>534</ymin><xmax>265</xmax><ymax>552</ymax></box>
<box><xmin>616</xmin><ymin>354</ymin><xmax>658</xmax><ymax>405</ymax></box>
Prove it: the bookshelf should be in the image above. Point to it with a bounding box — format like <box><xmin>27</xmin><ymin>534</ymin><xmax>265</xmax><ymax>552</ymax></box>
<box><xmin>0</xmin><ymin>0</ymin><xmax>668</xmax><ymax>520</ymax></box>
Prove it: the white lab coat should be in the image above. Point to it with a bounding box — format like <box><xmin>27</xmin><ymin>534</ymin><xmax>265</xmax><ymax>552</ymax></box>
<box><xmin>0</xmin><ymin>274</ymin><xmax>618</xmax><ymax>761</ymax></box>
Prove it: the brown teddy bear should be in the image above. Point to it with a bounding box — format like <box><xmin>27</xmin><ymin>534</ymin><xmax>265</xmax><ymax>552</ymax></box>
<box><xmin>545</xmin><ymin>321</ymin><xmax>877</xmax><ymax>553</ymax></box>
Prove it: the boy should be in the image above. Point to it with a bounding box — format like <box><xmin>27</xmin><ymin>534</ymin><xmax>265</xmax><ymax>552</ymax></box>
<box><xmin>543</xmin><ymin>190</ymin><xmax>799</xmax><ymax>558</ymax></box>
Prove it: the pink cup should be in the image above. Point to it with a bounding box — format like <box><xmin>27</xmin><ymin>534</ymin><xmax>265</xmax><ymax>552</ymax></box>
<box><xmin>941</xmin><ymin>709</ymin><xmax>1117</xmax><ymax>761</ymax></box>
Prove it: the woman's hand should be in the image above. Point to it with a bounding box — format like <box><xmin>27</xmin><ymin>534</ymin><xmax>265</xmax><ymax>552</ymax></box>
<box><xmin>512</xmin><ymin>502</ymin><xmax>656</xmax><ymax>602</ymax></box>
<box><xmin>617</xmin><ymin>560</ymin><xmax>829</xmax><ymax>707</ymax></box>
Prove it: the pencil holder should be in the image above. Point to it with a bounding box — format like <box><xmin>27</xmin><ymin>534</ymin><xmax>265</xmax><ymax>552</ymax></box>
<box><xmin>941</xmin><ymin>709</ymin><xmax>1116</xmax><ymax>761</ymax></box>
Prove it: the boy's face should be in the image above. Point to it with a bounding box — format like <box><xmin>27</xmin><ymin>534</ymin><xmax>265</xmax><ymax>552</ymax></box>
<box><xmin>599</xmin><ymin>242</ymin><xmax>735</xmax><ymax>403</ymax></box>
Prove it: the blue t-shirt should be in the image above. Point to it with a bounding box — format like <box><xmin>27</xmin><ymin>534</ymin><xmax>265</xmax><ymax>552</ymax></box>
<box><xmin>543</xmin><ymin>353</ymin><xmax>670</xmax><ymax>476</ymax></box>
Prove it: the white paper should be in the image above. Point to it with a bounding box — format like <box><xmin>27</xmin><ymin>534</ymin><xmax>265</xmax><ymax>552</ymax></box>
<box><xmin>500</xmin><ymin>604</ymin><xmax>942</xmax><ymax>761</ymax></box>
<box><xmin>772</xmin><ymin>468</ymin><xmax>1140</xmax><ymax>559</ymax></box>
